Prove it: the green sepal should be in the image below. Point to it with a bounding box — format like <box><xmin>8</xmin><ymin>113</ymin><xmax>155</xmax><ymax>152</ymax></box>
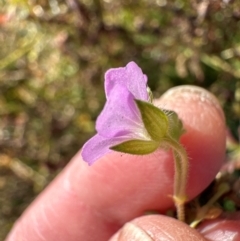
<box><xmin>147</xmin><ymin>87</ymin><xmax>153</xmax><ymax>103</ymax></box>
<box><xmin>166</xmin><ymin>110</ymin><xmax>185</xmax><ymax>141</ymax></box>
<box><xmin>110</xmin><ymin>139</ymin><xmax>159</xmax><ymax>155</ymax></box>
<box><xmin>135</xmin><ymin>99</ymin><xmax>169</xmax><ymax>142</ymax></box>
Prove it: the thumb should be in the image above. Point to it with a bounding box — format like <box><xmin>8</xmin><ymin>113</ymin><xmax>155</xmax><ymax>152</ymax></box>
<box><xmin>109</xmin><ymin>215</ymin><xmax>207</xmax><ymax>241</ymax></box>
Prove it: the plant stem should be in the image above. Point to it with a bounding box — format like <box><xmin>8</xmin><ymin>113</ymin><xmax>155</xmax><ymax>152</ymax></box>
<box><xmin>190</xmin><ymin>182</ymin><xmax>230</xmax><ymax>228</ymax></box>
<box><xmin>163</xmin><ymin>136</ymin><xmax>189</xmax><ymax>222</ymax></box>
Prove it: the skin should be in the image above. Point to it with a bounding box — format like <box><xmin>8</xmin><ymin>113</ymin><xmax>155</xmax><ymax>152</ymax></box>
<box><xmin>5</xmin><ymin>85</ymin><xmax>238</xmax><ymax>241</ymax></box>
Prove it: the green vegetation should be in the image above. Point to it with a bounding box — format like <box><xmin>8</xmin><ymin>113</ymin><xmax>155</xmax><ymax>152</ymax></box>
<box><xmin>0</xmin><ymin>0</ymin><xmax>240</xmax><ymax>239</ymax></box>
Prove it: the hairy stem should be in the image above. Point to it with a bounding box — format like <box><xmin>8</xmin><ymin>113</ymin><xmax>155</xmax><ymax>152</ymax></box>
<box><xmin>163</xmin><ymin>136</ymin><xmax>189</xmax><ymax>222</ymax></box>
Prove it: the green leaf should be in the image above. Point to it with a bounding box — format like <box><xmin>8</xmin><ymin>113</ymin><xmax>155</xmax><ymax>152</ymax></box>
<box><xmin>110</xmin><ymin>139</ymin><xmax>159</xmax><ymax>155</ymax></box>
<box><xmin>166</xmin><ymin>110</ymin><xmax>185</xmax><ymax>141</ymax></box>
<box><xmin>135</xmin><ymin>100</ymin><xmax>169</xmax><ymax>142</ymax></box>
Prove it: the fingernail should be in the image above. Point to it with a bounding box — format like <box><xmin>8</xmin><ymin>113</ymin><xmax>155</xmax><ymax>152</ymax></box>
<box><xmin>110</xmin><ymin>222</ymin><xmax>154</xmax><ymax>241</ymax></box>
<box><xmin>158</xmin><ymin>85</ymin><xmax>225</xmax><ymax>122</ymax></box>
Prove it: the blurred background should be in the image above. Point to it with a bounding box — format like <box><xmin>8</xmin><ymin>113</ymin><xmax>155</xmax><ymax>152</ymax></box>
<box><xmin>0</xmin><ymin>0</ymin><xmax>240</xmax><ymax>239</ymax></box>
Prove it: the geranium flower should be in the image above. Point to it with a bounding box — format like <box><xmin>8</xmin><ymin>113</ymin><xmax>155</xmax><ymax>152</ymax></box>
<box><xmin>81</xmin><ymin>62</ymin><xmax>188</xmax><ymax>223</ymax></box>
<box><xmin>81</xmin><ymin>62</ymin><xmax>169</xmax><ymax>165</ymax></box>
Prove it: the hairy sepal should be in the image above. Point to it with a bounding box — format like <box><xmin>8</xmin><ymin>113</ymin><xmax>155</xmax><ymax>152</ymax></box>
<box><xmin>110</xmin><ymin>139</ymin><xmax>159</xmax><ymax>155</ymax></box>
<box><xmin>135</xmin><ymin>99</ymin><xmax>169</xmax><ymax>142</ymax></box>
<box><xmin>165</xmin><ymin>110</ymin><xmax>185</xmax><ymax>141</ymax></box>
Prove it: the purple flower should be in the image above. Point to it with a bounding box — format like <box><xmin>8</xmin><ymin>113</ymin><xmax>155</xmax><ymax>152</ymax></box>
<box><xmin>81</xmin><ymin>62</ymin><xmax>153</xmax><ymax>165</ymax></box>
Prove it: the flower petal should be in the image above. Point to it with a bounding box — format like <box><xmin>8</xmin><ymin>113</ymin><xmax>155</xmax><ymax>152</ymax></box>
<box><xmin>81</xmin><ymin>134</ymin><xmax>126</xmax><ymax>165</ymax></box>
<box><xmin>105</xmin><ymin>61</ymin><xmax>148</xmax><ymax>101</ymax></box>
<box><xmin>96</xmin><ymin>84</ymin><xmax>143</xmax><ymax>138</ymax></box>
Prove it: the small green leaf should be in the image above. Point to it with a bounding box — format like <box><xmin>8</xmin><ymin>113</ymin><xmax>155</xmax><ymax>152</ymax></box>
<box><xmin>166</xmin><ymin>110</ymin><xmax>185</xmax><ymax>141</ymax></box>
<box><xmin>135</xmin><ymin>100</ymin><xmax>169</xmax><ymax>142</ymax></box>
<box><xmin>110</xmin><ymin>139</ymin><xmax>159</xmax><ymax>155</ymax></box>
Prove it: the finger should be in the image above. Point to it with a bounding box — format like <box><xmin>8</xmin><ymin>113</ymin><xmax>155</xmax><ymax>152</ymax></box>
<box><xmin>6</xmin><ymin>86</ymin><xmax>226</xmax><ymax>241</ymax></box>
<box><xmin>109</xmin><ymin>215</ymin><xmax>207</xmax><ymax>241</ymax></box>
<box><xmin>197</xmin><ymin>212</ymin><xmax>240</xmax><ymax>241</ymax></box>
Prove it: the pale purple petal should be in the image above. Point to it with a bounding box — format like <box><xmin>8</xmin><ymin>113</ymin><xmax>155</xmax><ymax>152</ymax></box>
<box><xmin>143</xmin><ymin>74</ymin><xmax>148</xmax><ymax>84</ymax></box>
<box><xmin>105</xmin><ymin>61</ymin><xmax>148</xmax><ymax>101</ymax></box>
<box><xmin>81</xmin><ymin>134</ymin><xmax>127</xmax><ymax>165</ymax></box>
<box><xmin>96</xmin><ymin>83</ymin><xmax>142</xmax><ymax>138</ymax></box>
<box><xmin>81</xmin><ymin>62</ymin><xmax>151</xmax><ymax>165</ymax></box>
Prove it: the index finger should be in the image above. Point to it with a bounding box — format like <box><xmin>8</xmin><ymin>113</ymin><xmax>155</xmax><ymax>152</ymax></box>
<box><xmin>6</xmin><ymin>86</ymin><xmax>226</xmax><ymax>241</ymax></box>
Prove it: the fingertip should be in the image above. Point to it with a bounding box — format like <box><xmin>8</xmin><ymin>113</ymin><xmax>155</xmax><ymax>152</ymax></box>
<box><xmin>158</xmin><ymin>85</ymin><xmax>225</xmax><ymax>123</ymax></box>
<box><xmin>197</xmin><ymin>212</ymin><xmax>240</xmax><ymax>241</ymax></box>
<box><xmin>109</xmin><ymin>215</ymin><xmax>207</xmax><ymax>241</ymax></box>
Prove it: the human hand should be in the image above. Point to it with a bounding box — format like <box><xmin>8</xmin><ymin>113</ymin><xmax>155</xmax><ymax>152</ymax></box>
<box><xmin>6</xmin><ymin>86</ymin><xmax>238</xmax><ymax>241</ymax></box>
